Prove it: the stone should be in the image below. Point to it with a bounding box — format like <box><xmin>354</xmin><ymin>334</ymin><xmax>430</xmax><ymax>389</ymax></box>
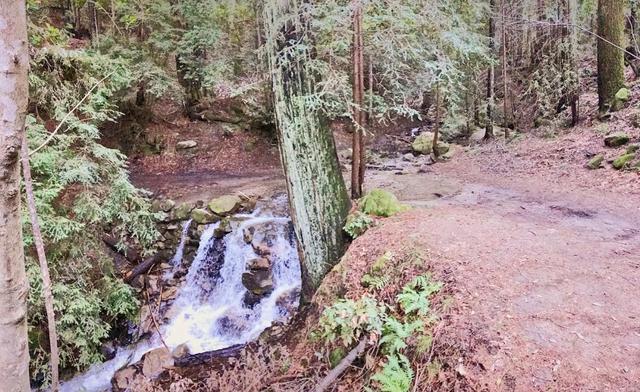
<box><xmin>604</xmin><ymin>132</ymin><xmax>630</xmax><ymax>147</ymax></box>
<box><xmin>161</xmin><ymin>286</ymin><xmax>178</xmax><ymax>301</ymax></box>
<box><xmin>626</xmin><ymin>143</ymin><xmax>640</xmax><ymax>154</ymax></box>
<box><xmin>172</xmin><ymin>344</ymin><xmax>190</xmax><ymax>359</ymax></box>
<box><xmin>173</xmin><ymin>203</ymin><xmax>193</xmax><ymax>221</ymax></box>
<box><xmin>612</xmin><ymin>153</ymin><xmax>636</xmax><ymax>170</ymax></box>
<box><xmin>176</xmin><ymin>140</ymin><xmax>197</xmax><ymax>150</ymax></box>
<box><xmin>151</xmin><ymin>199</ymin><xmax>173</xmax><ymax>213</ymax></box>
<box><xmin>242</xmin><ymin>270</ymin><xmax>274</xmax><ymax>296</ymax></box>
<box><xmin>613</xmin><ymin>88</ymin><xmax>631</xmax><ymax>111</ymax></box>
<box><xmin>243</xmin><ymin>227</ymin><xmax>254</xmax><ymax>244</ymax></box>
<box><xmin>360</xmin><ymin>189</ymin><xmax>409</xmax><ymax>217</ymax></box>
<box><xmin>214</xmin><ymin>219</ymin><xmax>232</xmax><ymax>239</ymax></box>
<box><xmin>402</xmin><ymin>153</ymin><xmax>416</xmax><ymax>162</ymax></box>
<box><xmin>190</xmin><ymin>208</ymin><xmax>219</xmax><ymax>224</ymax></box>
<box><xmin>208</xmin><ymin>195</ymin><xmax>242</xmax><ymax>216</ymax></box>
<box><xmin>100</xmin><ymin>341</ymin><xmax>117</xmax><ymax>361</ymax></box>
<box><xmin>113</xmin><ymin>366</ymin><xmax>137</xmax><ymax>389</ymax></box>
<box><xmin>338</xmin><ymin>148</ymin><xmax>353</xmax><ymax>161</ymax></box>
<box><xmin>412</xmin><ymin>132</ymin><xmax>450</xmax><ymax>155</ymax></box>
<box><xmin>248</xmin><ymin>257</ymin><xmax>270</xmax><ymax>271</ymax></box>
<box><xmin>586</xmin><ymin>154</ymin><xmax>604</xmax><ymax>170</ymax></box>
<box><xmin>252</xmin><ymin>242</ymin><xmax>271</xmax><ymax>257</ymax></box>
<box><xmin>142</xmin><ymin>347</ymin><xmax>174</xmax><ymax>379</ymax></box>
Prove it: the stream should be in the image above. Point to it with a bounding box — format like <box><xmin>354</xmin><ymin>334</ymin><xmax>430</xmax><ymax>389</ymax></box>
<box><xmin>61</xmin><ymin>197</ymin><xmax>301</xmax><ymax>391</ymax></box>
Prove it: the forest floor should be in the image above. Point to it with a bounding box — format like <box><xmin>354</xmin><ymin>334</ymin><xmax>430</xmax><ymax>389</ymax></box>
<box><xmin>126</xmin><ymin>96</ymin><xmax>640</xmax><ymax>390</ymax></box>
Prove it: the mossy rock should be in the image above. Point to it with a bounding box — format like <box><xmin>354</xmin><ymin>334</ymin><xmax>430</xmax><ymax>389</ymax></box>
<box><xmin>329</xmin><ymin>347</ymin><xmax>347</xmax><ymax>369</ymax></box>
<box><xmin>208</xmin><ymin>195</ymin><xmax>242</xmax><ymax>216</ymax></box>
<box><xmin>411</xmin><ymin>132</ymin><xmax>450</xmax><ymax>156</ymax></box>
<box><xmin>360</xmin><ymin>189</ymin><xmax>409</xmax><ymax>217</ymax></box>
<box><xmin>612</xmin><ymin>88</ymin><xmax>631</xmax><ymax>112</ymax></box>
<box><xmin>586</xmin><ymin>154</ymin><xmax>604</xmax><ymax>170</ymax></box>
<box><xmin>612</xmin><ymin>153</ymin><xmax>636</xmax><ymax>170</ymax></box>
<box><xmin>191</xmin><ymin>208</ymin><xmax>219</xmax><ymax>224</ymax></box>
<box><xmin>172</xmin><ymin>202</ymin><xmax>193</xmax><ymax>221</ymax></box>
<box><xmin>604</xmin><ymin>132</ymin><xmax>630</xmax><ymax>147</ymax></box>
<box><xmin>626</xmin><ymin>143</ymin><xmax>640</xmax><ymax>154</ymax></box>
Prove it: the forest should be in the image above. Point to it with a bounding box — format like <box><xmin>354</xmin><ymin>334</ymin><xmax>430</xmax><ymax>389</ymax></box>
<box><xmin>0</xmin><ymin>0</ymin><xmax>639</xmax><ymax>391</ymax></box>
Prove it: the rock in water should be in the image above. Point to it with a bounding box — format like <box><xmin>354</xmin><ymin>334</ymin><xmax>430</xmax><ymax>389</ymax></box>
<box><xmin>142</xmin><ymin>347</ymin><xmax>174</xmax><ymax>379</ymax></box>
<box><xmin>176</xmin><ymin>140</ymin><xmax>197</xmax><ymax>150</ymax></box>
<box><xmin>586</xmin><ymin>154</ymin><xmax>604</xmax><ymax>170</ymax></box>
<box><xmin>113</xmin><ymin>366</ymin><xmax>138</xmax><ymax>390</ymax></box>
<box><xmin>248</xmin><ymin>257</ymin><xmax>270</xmax><ymax>271</ymax></box>
<box><xmin>612</xmin><ymin>153</ymin><xmax>636</xmax><ymax>170</ymax></box>
<box><xmin>604</xmin><ymin>132</ymin><xmax>630</xmax><ymax>147</ymax></box>
<box><xmin>172</xmin><ymin>344</ymin><xmax>190</xmax><ymax>359</ymax></box>
<box><xmin>242</xmin><ymin>270</ymin><xmax>274</xmax><ymax>296</ymax></box>
<box><xmin>208</xmin><ymin>195</ymin><xmax>242</xmax><ymax>216</ymax></box>
<box><xmin>191</xmin><ymin>208</ymin><xmax>219</xmax><ymax>224</ymax></box>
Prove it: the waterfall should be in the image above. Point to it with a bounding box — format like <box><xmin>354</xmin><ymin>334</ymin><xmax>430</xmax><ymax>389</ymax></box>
<box><xmin>60</xmin><ymin>198</ymin><xmax>301</xmax><ymax>392</ymax></box>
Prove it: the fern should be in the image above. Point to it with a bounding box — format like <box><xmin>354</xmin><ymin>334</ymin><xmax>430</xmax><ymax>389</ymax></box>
<box><xmin>370</xmin><ymin>354</ymin><xmax>414</xmax><ymax>392</ymax></box>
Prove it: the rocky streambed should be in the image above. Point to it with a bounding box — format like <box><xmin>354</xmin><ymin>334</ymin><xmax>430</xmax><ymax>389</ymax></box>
<box><xmin>61</xmin><ymin>195</ymin><xmax>301</xmax><ymax>391</ymax></box>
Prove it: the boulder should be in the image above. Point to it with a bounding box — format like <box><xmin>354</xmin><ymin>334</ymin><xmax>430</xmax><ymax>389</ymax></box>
<box><xmin>214</xmin><ymin>219</ymin><xmax>232</xmax><ymax>239</ymax></box>
<box><xmin>176</xmin><ymin>140</ymin><xmax>197</xmax><ymax>150</ymax></box>
<box><xmin>360</xmin><ymin>189</ymin><xmax>409</xmax><ymax>217</ymax></box>
<box><xmin>172</xmin><ymin>202</ymin><xmax>193</xmax><ymax>221</ymax></box>
<box><xmin>613</xmin><ymin>88</ymin><xmax>631</xmax><ymax>111</ymax></box>
<box><xmin>586</xmin><ymin>154</ymin><xmax>604</xmax><ymax>170</ymax></box>
<box><xmin>248</xmin><ymin>257</ymin><xmax>270</xmax><ymax>271</ymax></box>
<box><xmin>252</xmin><ymin>242</ymin><xmax>271</xmax><ymax>257</ymax></box>
<box><xmin>208</xmin><ymin>195</ymin><xmax>242</xmax><ymax>216</ymax></box>
<box><xmin>190</xmin><ymin>208</ymin><xmax>219</xmax><ymax>224</ymax></box>
<box><xmin>612</xmin><ymin>153</ymin><xmax>636</xmax><ymax>170</ymax></box>
<box><xmin>242</xmin><ymin>270</ymin><xmax>274</xmax><ymax>296</ymax></box>
<box><xmin>172</xmin><ymin>344</ymin><xmax>190</xmax><ymax>359</ymax></box>
<box><xmin>142</xmin><ymin>347</ymin><xmax>174</xmax><ymax>379</ymax></box>
<box><xmin>113</xmin><ymin>366</ymin><xmax>138</xmax><ymax>390</ymax></box>
<box><xmin>412</xmin><ymin>132</ymin><xmax>450</xmax><ymax>156</ymax></box>
<box><xmin>243</xmin><ymin>227</ymin><xmax>255</xmax><ymax>244</ymax></box>
<box><xmin>626</xmin><ymin>143</ymin><xmax>640</xmax><ymax>154</ymax></box>
<box><xmin>151</xmin><ymin>199</ymin><xmax>175</xmax><ymax>213</ymax></box>
<box><xmin>604</xmin><ymin>132</ymin><xmax>630</xmax><ymax>147</ymax></box>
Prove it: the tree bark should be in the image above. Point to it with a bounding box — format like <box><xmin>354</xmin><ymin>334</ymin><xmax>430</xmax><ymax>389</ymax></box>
<box><xmin>432</xmin><ymin>84</ymin><xmax>441</xmax><ymax>158</ymax></box>
<box><xmin>485</xmin><ymin>0</ymin><xmax>496</xmax><ymax>140</ymax></box>
<box><xmin>264</xmin><ymin>0</ymin><xmax>350</xmax><ymax>299</ymax></box>
<box><xmin>501</xmin><ymin>0</ymin><xmax>510</xmax><ymax>138</ymax></box>
<box><xmin>0</xmin><ymin>2</ymin><xmax>31</xmax><ymax>390</ymax></box>
<box><xmin>351</xmin><ymin>2</ymin><xmax>365</xmax><ymax>199</ymax></box>
<box><xmin>597</xmin><ymin>0</ymin><xmax>625</xmax><ymax>112</ymax></box>
<box><xmin>21</xmin><ymin>136</ymin><xmax>60</xmax><ymax>391</ymax></box>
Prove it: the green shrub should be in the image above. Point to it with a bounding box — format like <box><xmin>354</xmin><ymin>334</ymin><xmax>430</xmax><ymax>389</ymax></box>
<box><xmin>344</xmin><ymin>211</ymin><xmax>375</xmax><ymax>239</ymax></box>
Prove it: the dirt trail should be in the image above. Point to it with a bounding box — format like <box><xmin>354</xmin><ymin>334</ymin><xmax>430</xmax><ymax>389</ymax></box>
<box><xmin>366</xmin><ymin>167</ymin><xmax>640</xmax><ymax>391</ymax></box>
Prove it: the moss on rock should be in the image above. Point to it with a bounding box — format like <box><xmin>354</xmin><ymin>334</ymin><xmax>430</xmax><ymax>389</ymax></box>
<box><xmin>586</xmin><ymin>154</ymin><xmax>604</xmax><ymax>170</ymax></box>
<box><xmin>612</xmin><ymin>153</ymin><xmax>636</xmax><ymax>170</ymax></box>
<box><xmin>360</xmin><ymin>189</ymin><xmax>409</xmax><ymax>217</ymax></box>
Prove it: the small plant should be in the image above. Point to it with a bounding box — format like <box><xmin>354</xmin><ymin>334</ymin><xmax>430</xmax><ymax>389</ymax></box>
<box><xmin>370</xmin><ymin>354</ymin><xmax>414</xmax><ymax>392</ymax></box>
<box><xmin>344</xmin><ymin>211</ymin><xmax>375</xmax><ymax>239</ymax></box>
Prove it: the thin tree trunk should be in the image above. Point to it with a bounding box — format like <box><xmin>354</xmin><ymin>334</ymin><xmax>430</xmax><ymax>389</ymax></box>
<box><xmin>351</xmin><ymin>2</ymin><xmax>365</xmax><ymax>199</ymax></box>
<box><xmin>597</xmin><ymin>0</ymin><xmax>625</xmax><ymax>112</ymax></box>
<box><xmin>368</xmin><ymin>57</ymin><xmax>373</xmax><ymax>126</ymax></box>
<box><xmin>432</xmin><ymin>84</ymin><xmax>441</xmax><ymax>158</ymax></box>
<box><xmin>502</xmin><ymin>0</ymin><xmax>510</xmax><ymax>138</ymax></box>
<box><xmin>0</xmin><ymin>2</ymin><xmax>31</xmax><ymax>390</ymax></box>
<box><xmin>264</xmin><ymin>0</ymin><xmax>350</xmax><ymax>299</ymax></box>
<box><xmin>485</xmin><ymin>0</ymin><xmax>496</xmax><ymax>140</ymax></box>
<box><xmin>21</xmin><ymin>136</ymin><xmax>60</xmax><ymax>391</ymax></box>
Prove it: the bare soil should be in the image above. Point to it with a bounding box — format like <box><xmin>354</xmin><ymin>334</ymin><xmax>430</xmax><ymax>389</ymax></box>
<box><xmin>362</xmin><ymin>142</ymin><xmax>640</xmax><ymax>390</ymax></box>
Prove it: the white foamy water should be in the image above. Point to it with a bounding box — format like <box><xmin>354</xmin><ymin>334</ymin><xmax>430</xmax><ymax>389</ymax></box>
<box><xmin>60</xmin><ymin>199</ymin><xmax>300</xmax><ymax>392</ymax></box>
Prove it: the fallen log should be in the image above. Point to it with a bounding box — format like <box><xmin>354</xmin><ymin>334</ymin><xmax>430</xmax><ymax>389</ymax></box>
<box><xmin>314</xmin><ymin>338</ymin><xmax>367</xmax><ymax>392</ymax></box>
<box><xmin>124</xmin><ymin>253</ymin><xmax>163</xmax><ymax>284</ymax></box>
<box><xmin>103</xmin><ymin>234</ymin><xmax>141</xmax><ymax>263</ymax></box>
<box><xmin>174</xmin><ymin>344</ymin><xmax>245</xmax><ymax>367</ymax></box>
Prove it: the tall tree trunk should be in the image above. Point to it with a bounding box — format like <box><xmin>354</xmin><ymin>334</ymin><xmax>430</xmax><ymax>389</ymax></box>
<box><xmin>597</xmin><ymin>0</ymin><xmax>625</xmax><ymax>112</ymax></box>
<box><xmin>21</xmin><ymin>136</ymin><xmax>60</xmax><ymax>391</ymax></box>
<box><xmin>0</xmin><ymin>2</ymin><xmax>31</xmax><ymax>391</ymax></box>
<box><xmin>351</xmin><ymin>2</ymin><xmax>365</xmax><ymax>199</ymax></box>
<box><xmin>263</xmin><ymin>0</ymin><xmax>350</xmax><ymax>299</ymax></box>
<box><xmin>501</xmin><ymin>0</ymin><xmax>510</xmax><ymax>138</ymax></box>
<box><xmin>485</xmin><ymin>0</ymin><xmax>496</xmax><ymax>140</ymax></box>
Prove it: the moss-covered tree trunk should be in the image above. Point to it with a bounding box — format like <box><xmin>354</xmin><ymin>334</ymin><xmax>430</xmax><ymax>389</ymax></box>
<box><xmin>485</xmin><ymin>0</ymin><xmax>496</xmax><ymax>140</ymax></box>
<box><xmin>597</xmin><ymin>0</ymin><xmax>625</xmax><ymax>112</ymax></box>
<box><xmin>0</xmin><ymin>2</ymin><xmax>31</xmax><ymax>390</ymax></box>
<box><xmin>263</xmin><ymin>0</ymin><xmax>350</xmax><ymax>298</ymax></box>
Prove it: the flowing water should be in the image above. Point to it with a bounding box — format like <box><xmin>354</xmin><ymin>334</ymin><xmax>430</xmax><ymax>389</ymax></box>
<box><xmin>60</xmin><ymin>198</ymin><xmax>301</xmax><ymax>391</ymax></box>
